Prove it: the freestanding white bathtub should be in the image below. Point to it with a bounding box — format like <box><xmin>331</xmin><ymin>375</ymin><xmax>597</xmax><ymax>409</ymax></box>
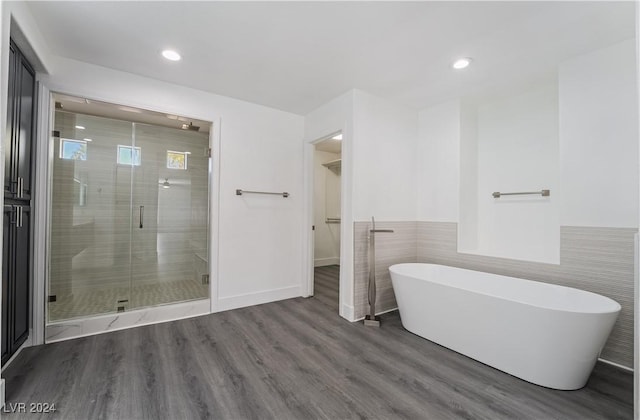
<box><xmin>389</xmin><ymin>263</ymin><xmax>621</xmax><ymax>390</ymax></box>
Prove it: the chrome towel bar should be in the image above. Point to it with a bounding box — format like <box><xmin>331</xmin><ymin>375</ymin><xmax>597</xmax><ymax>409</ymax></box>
<box><xmin>236</xmin><ymin>189</ymin><xmax>289</xmax><ymax>198</ymax></box>
<box><xmin>492</xmin><ymin>189</ymin><xmax>550</xmax><ymax>198</ymax></box>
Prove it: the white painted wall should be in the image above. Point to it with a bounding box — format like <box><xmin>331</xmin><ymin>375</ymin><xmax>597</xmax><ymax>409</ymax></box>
<box><xmin>473</xmin><ymin>80</ymin><xmax>560</xmax><ymax>263</ymax></box>
<box><xmin>36</xmin><ymin>56</ymin><xmax>305</xmax><ymax>312</ymax></box>
<box><xmin>417</xmin><ymin>100</ymin><xmax>460</xmax><ymax>222</ymax></box>
<box><xmin>418</xmin><ymin>40</ymin><xmax>638</xmax><ymax>266</ymax></box>
<box><xmin>352</xmin><ymin>90</ymin><xmax>418</xmax><ymax>221</ymax></box>
<box><xmin>560</xmin><ymin>39</ymin><xmax>639</xmax><ymax>228</ymax></box>
<box><xmin>304</xmin><ymin>91</ymin><xmax>354</xmax><ymax>145</ymax></box>
<box><xmin>458</xmin><ymin>101</ymin><xmax>478</xmax><ymax>250</ymax></box>
<box><xmin>313</xmin><ymin>150</ymin><xmax>340</xmax><ymax>267</ymax></box>
<box><xmin>303</xmin><ymin>90</ymin><xmax>354</xmax><ymax>319</ymax></box>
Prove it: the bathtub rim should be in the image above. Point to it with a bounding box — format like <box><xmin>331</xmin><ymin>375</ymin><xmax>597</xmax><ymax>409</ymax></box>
<box><xmin>389</xmin><ymin>262</ymin><xmax>621</xmax><ymax>316</ymax></box>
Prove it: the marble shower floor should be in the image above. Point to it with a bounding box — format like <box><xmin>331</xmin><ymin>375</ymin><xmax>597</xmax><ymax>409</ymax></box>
<box><xmin>48</xmin><ymin>278</ymin><xmax>209</xmax><ymax>321</ymax></box>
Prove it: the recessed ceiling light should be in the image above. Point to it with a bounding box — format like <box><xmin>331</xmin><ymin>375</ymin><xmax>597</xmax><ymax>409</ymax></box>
<box><xmin>332</xmin><ymin>134</ymin><xmax>343</xmax><ymax>141</ymax></box>
<box><xmin>75</xmin><ymin>125</ymin><xmax>85</xmax><ymax>130</ymax></box>
<box><xmin>162</xmin><ymin>50</ymin><xmax>181</xmax><ymax>61</ymax></box>
<box><xmin>452</xmin><ymin>57</ymin><xmax>472</xmax><ymax>70</ymax></box>
<box><xmin>83</xmin><ymin>138</ymin><xmax>92</xmax><ymax>142</ymax></box>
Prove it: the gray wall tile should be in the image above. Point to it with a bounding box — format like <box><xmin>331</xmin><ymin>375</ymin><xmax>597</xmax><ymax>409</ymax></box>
<box><xmin>353</xmin><ymin>221</ymin><xmax>416</xmax><ymax>320</ymax></box>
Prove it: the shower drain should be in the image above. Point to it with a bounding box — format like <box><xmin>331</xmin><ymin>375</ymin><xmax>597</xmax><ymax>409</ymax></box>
<box><xmin>116</xmin><ymin>299</ymin><xmax>129</xmax><ymax>313</ymax></box>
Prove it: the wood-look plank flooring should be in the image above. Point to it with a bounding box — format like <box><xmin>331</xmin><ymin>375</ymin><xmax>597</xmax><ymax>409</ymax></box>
<box><xmin>313</xmin><ymin>265</ymin><xmax>340</xmax><ymax>312</ymax></box>
<box><xmin>2</xmin><ymin>266</ymin><xmax>632</xmax><ymax>419</ymax></box>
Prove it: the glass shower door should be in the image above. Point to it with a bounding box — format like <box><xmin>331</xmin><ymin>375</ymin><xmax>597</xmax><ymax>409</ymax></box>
<box><xmin>49</xmin><ymin>112</ymin><xmax>134</xmax><ymax>321</ymax></box>
<box><xmin>48</xmin><ymin>94</ymin><xmax>210</xmax><ymax>323</ymax></box>
<box><xmin>130</xmin><ymin>122</ymin><xmax>209</xmax><ymax>309</ymax></box>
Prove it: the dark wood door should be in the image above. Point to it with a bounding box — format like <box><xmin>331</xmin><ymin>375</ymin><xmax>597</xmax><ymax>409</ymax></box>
<box><xmin>12</xmin><ymin>205</ymin><xmax>30</xmax><ymax>350</ymax></box>
<box><xmin>2</xmin><ymin>39</ymin><xmax>35</xmax><ymax>365</ymax></box>
<box><xmin>1</xmin><ymin>205</ymin><xmax>12</xmax><ymax>363</ymax></box>
<box><xmin>4</xmin><ymin>41</ymin><xmax>34</xmax><ymax>201</ymax></box>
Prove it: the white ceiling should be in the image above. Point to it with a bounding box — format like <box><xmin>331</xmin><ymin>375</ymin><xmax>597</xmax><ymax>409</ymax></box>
<box><xmin>27</xmin><ymin>1</ymin><xmax>635</xmax><ymax>115</ymax></box>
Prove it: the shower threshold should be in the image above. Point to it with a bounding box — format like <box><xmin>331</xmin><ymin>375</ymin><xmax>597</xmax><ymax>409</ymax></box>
<box><xmin>45</xmin><ymin>298</ymin><xmax>211</xmax><ymax>342</ymax></box>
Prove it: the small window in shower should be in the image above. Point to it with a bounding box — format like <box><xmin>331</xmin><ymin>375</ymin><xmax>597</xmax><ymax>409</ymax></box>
<box><xmin>59</xmin><ymin>138</ymin><xmax>87</xmax><ymax>160</ymax></box>
<box><xmin>117</xmin><ymin>145</ymin><xmax>141</xmax><ymax>166</ymax></box>
<box><xmin>167</xmin><ymin>150</ymin><xmax>188</xmax><ymax>170</ymax></box>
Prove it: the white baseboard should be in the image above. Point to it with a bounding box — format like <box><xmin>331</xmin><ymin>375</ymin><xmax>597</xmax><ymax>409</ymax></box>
<box><xmin>341</xmin><ymin>304</ymin><xmax>355</xmax><ymax>322</ymax></box>
<box><xmin>314</xmin><ymin>257</ymin><xmax>340</xmax><ymax>267</ymax></box>
<box><xmin>46</xmin><ymin>299</ymin><xmax>211</xmax><ymax>343</ymax></box>
<box><xmin>598</xmin><ymin>357</ymin><xmax>633</xmax><ymax>372</ymax></box>
<box><xmin>216</xmin><ymin>286</ymin><xmax>300</xmax><ymax>312</ymax></box>
<box><xmin>0</xmin><ymin>378</ymin><xmax>4</xmax><ymax>409</ymax></box>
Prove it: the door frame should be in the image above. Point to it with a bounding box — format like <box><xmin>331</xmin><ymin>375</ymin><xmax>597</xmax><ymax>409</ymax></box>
<box><xmin>30</xmin><ymin>80</ymin><xmax>51</xmax><ymax>345</ymax></box>
<box><xmin>302</xmin><ymin>128</ymin><xmax>355</xmax><ymax>321</ymax></box>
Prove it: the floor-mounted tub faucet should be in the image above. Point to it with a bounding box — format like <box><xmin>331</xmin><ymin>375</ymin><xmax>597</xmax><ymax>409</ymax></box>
<box><xmin>365</xmin><ymin>216</ymin><xmax>394</xmax><ymax>327</ymax></box>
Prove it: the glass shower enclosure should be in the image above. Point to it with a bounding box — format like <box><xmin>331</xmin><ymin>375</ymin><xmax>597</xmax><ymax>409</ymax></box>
<box><xmin>48</xmin><ymin>94</ymin><xmax>210</xmax><ymax>322</ymax></box>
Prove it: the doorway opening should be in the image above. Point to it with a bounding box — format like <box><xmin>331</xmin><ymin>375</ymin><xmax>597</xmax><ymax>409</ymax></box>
<box><xmin>312</xmin><ymin>133</ymin><xmax>342</xmax><ymax>312</ymax></box>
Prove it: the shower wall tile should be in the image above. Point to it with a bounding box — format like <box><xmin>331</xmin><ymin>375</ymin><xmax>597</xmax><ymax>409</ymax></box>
<box><xmin>353</xmin><ymin>221</ymin><xmax>416</xmax><ymax>320</ymax></box>
<box><xmin>416</xmin><ymin>221</ymin><xmax>636</xmax><ymax>368</ymax></box>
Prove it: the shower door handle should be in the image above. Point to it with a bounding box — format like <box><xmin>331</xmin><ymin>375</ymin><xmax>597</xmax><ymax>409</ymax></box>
<box><xmin>139</xmin><ymin>206</ymin><xmax>144</xmax><ymax>229</ymax></box>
